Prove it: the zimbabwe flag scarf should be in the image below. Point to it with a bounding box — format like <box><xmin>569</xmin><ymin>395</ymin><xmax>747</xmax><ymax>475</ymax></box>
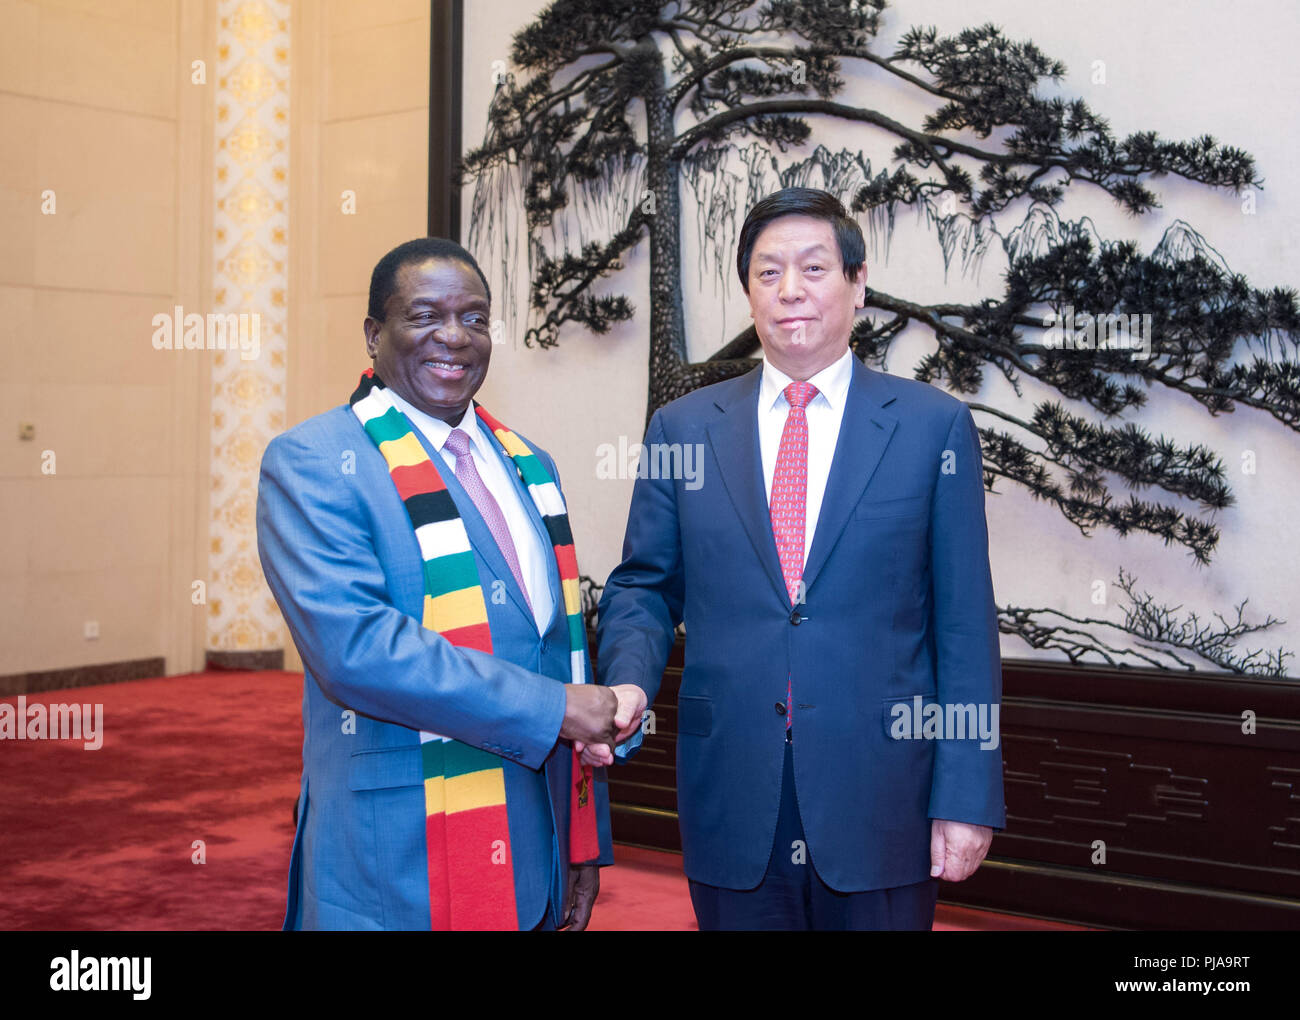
<box><xmin>349</xmin><ymin>368</ymin><xmax>599</xmax><ymax>930</ymax></box>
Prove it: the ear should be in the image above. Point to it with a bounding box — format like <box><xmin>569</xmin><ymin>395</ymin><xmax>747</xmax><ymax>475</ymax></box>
<box><xmin>363</xmin><ymin>316</ymin><xmax>381</xmax><ymax>358</ymax></box>
<box><xmin>853</xmin><ymin>263</ymin><xmax>868</xmax><ymax>310</ymax></box>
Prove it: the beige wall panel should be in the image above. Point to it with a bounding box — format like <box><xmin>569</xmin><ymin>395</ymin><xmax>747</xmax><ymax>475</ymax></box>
<box><xmin>0</xmin><ymin>95</ymin><xmax>39</xmax><ymax>287</ymax></box>
<box><xmin>324</xmin><ymin>0</ymin><xmax>428</xmax><ymax>36</ymax></box>
<box><xmin>323</xmin><ymin>14</ymin><xmax>429</xmax><ymax>123</ymax></box>
<box><xmin>38</xmin><ymin>0</ymin><xmax>176</xmax><ymax>25</ymax></box>
<box><xmin>34</xmin><ymin>104</ymin><xmax>176</xmax><ymax>294</ymax></box>
<box><xmin>0</xmin><ymin>194</ymin><xmax>37</xmax><ymax>289</ymax></box>
<box><xmin>36</xmin><ymin>4</ymin><xmax>176</xmax><ymax>118</ymax></box>
<box><xmin>0</xmin><ymin>95</ymin><xmax>39</xmax><ymax>190</ymax></box>
<box><xmin>0</xmin><ymin>479</ymin><xmax>33</xmax><ymax>576</ymax></box>
<box><xmin>20</xmin><ymin>563</ymin><xmax>169</xmax><ymax>674</ymax></box>
<box><xmin>296</xmin><ymin>291</ymin><xmax>366</xmax><ymax>423</ymax></box>
<box><xmin>34</xmin><ymin>195</ymin><xmax>176</xmax><ymax>295</ymax></box>
<box><xmin>0</xmin><ymin>573</ymin><xmax>31</xmax><ymax>673</ymax></box>
<box><xmin>319</xmin><ymin>197</ymin><xmax>430</xmax><ymax>300</ymax></box>
<box><xmin>0</xmin><ymin>0</ymin><xmax>39</xmax><ymax>96</ymax></box>
<box><xmin>0</xmin><ymin>0</ymin><xmax>212</xmax><ymax>679</ymax></box>
<box><xmin>0</xmin><ymin>383</ymin><xmax>38</xmax><ymax>476</ymax></box>
<box><xmin>317</xmin><ymin>110</ymin><xmax>428</xmax><ymax>297</ymax></box>
<box><xmin>0</xmin><ymin>283</ymin><xmax>35</xmax><ymax>389</ymax></box>
<box><xmin>36</xmin><ymin>102</ymin><xmax>176</xmax><ymax>211</ymax></box>
<box><xmin>27</xmin><ymin>475</ymin><xmax>170</xmax><ymax>575</ymax></box>
<box><xmin>32</xmin><ymin>289</ymin><xmax>176</xmax><ymax>387</ymax></box>
<box><xmin>29</xmin><ymin>381</ymin><xmax>174</xmax><ymax>477</ymax></box>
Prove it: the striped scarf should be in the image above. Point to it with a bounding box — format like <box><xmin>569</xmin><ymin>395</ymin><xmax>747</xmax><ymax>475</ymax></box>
<box><xmin>349</xmin><ymin>368</ymin><xmax>598</xmax><ymax>930</ymax></box>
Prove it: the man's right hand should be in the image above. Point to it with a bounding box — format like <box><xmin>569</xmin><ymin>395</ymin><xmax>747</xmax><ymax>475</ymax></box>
<box><xmin>559</xmin><ymin>684</ymin><xmax>619</xmax><ymax>749</ymax></box>
<box><xmin>574</xmin><ymin>684</ymin><xmax>648</xmax><ymax>767</ymax></box>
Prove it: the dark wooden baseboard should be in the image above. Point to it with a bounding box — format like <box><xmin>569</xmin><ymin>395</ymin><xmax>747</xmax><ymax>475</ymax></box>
<box><xmin>597</xmin><ymin>634</ymin><xmax>1300</xmax><ymax>929</ymax></box>
<box><xmin>204</xmin><ymin>649</ymin><xmax>285</xmax><ymax>672</ymax></box>
<box><xmin>0</xmin><ymin>649</ymin><xmax>288</xmax><ymax>696</ymax></box>
<box><xmin>0</xmin><ymin>657</ymin><xmax>167</xmax><ymax>697</ymax></box>
<box><xmin>941</xmin><ymin>857</ymin><xmax>1300</xmax><ymax>930</ymax></box>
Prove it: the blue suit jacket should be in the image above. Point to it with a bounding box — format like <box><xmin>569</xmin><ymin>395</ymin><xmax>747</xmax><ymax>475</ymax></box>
<box><xmin>256</xmin><ymin>402</ymin><xmax>612</xmax><ymax>930</ymax></box>
<box><xmin>597</xmin><ymin>358</ymin><xmax>1004</xmax><ymax>892</ymax></box>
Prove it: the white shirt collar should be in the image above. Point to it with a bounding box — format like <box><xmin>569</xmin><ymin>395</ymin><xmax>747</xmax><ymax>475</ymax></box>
<box><xmin>384</xmin><ymin>388</ymin><xmax>496</xmax><ymax>461</ymax></box>
<box><xmin>760</xmin><ymin>346</ymin><xmax>854</xmax><ymax>412</ymax></box>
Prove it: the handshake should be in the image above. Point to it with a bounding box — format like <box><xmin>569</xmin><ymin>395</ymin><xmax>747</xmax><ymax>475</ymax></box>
<box><xmin>559</xmin><ymin>684</ymin><xmax>648</xmax><ymax>768</ymax></box>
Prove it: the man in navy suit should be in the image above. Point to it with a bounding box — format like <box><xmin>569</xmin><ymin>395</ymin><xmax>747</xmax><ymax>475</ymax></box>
<box><xmin>590</xmin><ymin>188</ymin><xmax>1005</xmax><ymax>930</ymax></box>
<box><xmin>257</xmin><ymin>238</ymin><xmax>623</xmax><ymax>930</ymax></box>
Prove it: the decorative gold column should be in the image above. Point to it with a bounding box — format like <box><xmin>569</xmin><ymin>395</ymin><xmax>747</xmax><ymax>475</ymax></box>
<box><xmin>208</xmin><ymin>0</ymin><xmax>289</xmax><ymax>660</ymax></box>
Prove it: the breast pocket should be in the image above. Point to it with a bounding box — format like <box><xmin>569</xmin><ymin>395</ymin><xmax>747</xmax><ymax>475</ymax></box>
<box><xmin>855</xmin><ymin>495</ymin><xmax>928</xmax><ymax>521</ymax></box>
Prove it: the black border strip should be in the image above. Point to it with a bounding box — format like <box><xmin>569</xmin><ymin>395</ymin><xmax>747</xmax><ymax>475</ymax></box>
<box><xmin>428</xmin><ymin>0</ymin><xmax>464</xmax><ymax>240</ymax></box>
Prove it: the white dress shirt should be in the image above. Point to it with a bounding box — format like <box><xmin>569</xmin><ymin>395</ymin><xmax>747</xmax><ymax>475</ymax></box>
<box><xmin>758</xmin><ymin>347</ymin><xmax>854</xmax><ymax>567</ymax></box>
<box><xmin>386</xmin><ymin>389</ymin><xmax>555</xmax><ymax>634</ymax></box>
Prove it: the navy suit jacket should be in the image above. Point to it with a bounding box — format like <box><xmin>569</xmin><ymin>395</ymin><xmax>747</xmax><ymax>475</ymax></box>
<box><xmin>597</xmin><ymin>358</ymin><xmax>1004</xmax><ymax>892</ymax></box>
<box><xmin>256</xmin><ymin>402</ymin><xmax>612</xmax><ymax>930</ymax></box>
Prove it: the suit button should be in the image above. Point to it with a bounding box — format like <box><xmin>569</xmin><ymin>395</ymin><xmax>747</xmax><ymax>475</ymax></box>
<box><xmin>789</xmin><ymin>610</ymin><xmax>802</xmax><ymax>625</ymax></box>
<box><xmin>774</xmin><ymin>702</ymin><xmax>787</xmax><ymax>716</ymax></box>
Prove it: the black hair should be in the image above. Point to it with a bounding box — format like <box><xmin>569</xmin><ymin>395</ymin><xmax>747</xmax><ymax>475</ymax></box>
<box><xmin>367</xmin><ymin>237</ymin><xmax>491</xmax><ymax>320</ymax></box>
<box><xmin>736</xmin><ymin>187</ymin><xmax>865</xmax><ymax>293</ymax></box>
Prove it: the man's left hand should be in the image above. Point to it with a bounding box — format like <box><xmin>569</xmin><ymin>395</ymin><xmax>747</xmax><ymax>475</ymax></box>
<box><xmin>929</xmin><ymin>819</ymin><xmax>992</xmax><ymax>881</ymax></box>
<box><xmin>561</xmin><ymin>863</ymin><xmax>600</xmax><ymax>930</ymax></box>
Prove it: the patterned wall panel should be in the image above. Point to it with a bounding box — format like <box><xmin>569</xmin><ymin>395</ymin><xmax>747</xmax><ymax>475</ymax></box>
<box><xmin>209</xmin><ymin>0</ymin><xmax>289</xmax><ymax>653</ymax></box>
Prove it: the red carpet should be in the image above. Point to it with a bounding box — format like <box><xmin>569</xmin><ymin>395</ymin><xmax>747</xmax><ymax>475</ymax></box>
<box><xmin>0</xmin><ymin>671</ymin><xmax>303</xmax><ymax>930</ymax></box>
<box><xmin>591</xmin><ymin>844</ymin><xmax>1087</xmax><ymax>931</ymax></box>
<box><xmin>0</xmin><ymin>672</ymin><xmax>1083</xmax><ymax>931</ymax></box>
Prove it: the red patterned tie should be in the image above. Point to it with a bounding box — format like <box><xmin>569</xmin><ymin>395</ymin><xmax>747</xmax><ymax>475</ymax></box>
<box><xmin>770</xmin><ymin>380</ymin><xmax>817</xmax><ymax>731</ymax></box>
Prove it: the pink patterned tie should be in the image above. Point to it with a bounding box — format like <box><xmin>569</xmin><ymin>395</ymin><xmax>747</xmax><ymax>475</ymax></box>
<box><xmin>770</xmin><ymin>381</ymin><xmax>817</xmax><ymax>731</ymax></box>
<box><xmin>444</xmin><ymin>428</ymin><xmax>532</xmax><ymax>615</ymax></box>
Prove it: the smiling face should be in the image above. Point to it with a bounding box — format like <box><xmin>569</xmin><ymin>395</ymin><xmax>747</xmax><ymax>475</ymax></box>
<box><xmin>363</xmin><ymin>257</ymin><xmax>492</xmax><ymax>424</ymax></box>
<box><xmin>745</xmin><ymin>214</ymin><xmax>867</xmax><ymax>381</ymax></box>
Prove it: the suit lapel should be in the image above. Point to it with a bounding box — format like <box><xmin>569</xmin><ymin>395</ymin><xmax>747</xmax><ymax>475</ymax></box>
<box><xmin>492</xmin><ymin>430</ymin><xmax>563</xmax><ymax>636</ymax></box>
<box><xmin>706</xmin><ymin>367</ymin><xmax>790</xmax><ymax>606</ymax></box>
<box><xmin>800</xmin><ymin>357</ymin><xmax>899</xmax><ymax>594</ymax></box>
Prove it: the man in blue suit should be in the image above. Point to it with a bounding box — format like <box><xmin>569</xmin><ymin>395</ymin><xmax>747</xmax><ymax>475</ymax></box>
<box><xmin>257</xmin><ymin>238</ymin><xmax>622</xmax><ymax>930</ymax></box>
<box><xmin>591</xmin><ymin>188</ymin><xmax>1005</xmax><ymax>930</ymax></box>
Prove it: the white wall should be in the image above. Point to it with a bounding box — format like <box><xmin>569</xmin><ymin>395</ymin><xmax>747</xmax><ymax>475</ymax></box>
<box><xmin>462</xmin><ymin>0</ymin><xmax>1300</xmax><ymax>672</ymax></box>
